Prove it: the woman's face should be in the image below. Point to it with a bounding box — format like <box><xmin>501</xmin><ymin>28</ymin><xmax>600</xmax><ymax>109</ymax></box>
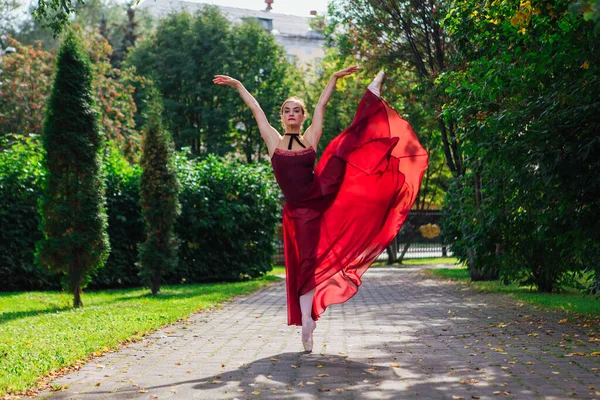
<box><xmin>281</xmin><ymin>101</ymin><xmax>306</xmax><ymax>130</ymax></box>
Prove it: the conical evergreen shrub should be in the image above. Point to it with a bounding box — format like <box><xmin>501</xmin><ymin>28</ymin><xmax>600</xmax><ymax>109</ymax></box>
<box><xmin>138</xmin><ymin>88</ymin><xmax>180</xmax><ymax>294</ymax></box>
<box><xmin>36</xmin><ymin>27</ymin><xmax>110</xmax><ymax>307</ymax></box>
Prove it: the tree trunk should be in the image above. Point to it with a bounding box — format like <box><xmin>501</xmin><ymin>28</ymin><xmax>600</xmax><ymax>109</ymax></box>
<box><xmin>386</xmin><ymin>238</ymin><xmax>398</xmax><ymax>264</ymax></box>
<box><xmin>73</xmin><ymin>283</ymin><xmax>83</xmax><ymax>307</ymax></box>
<box><xmin>150</xmin><ymin>268</ymin><xmax>161</xmax><ymax>295</ymax></box>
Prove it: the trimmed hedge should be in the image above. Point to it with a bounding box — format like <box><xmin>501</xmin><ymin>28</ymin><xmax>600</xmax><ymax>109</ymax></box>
<box><xmin>0</xmin><ymin>136</ymin><xmax>280</xmax><ymax>291</ymax></box>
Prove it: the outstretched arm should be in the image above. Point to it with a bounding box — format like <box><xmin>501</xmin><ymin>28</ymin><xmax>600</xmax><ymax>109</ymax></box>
<box><xmin>303</xmin><ymin>65</ymin><xmax>360</xmax><ymax>150</ymax></box>
<box><xmin>213</xmin><ymin>75</ymin><xmax>281</xmax><ymax>155</ymax></box>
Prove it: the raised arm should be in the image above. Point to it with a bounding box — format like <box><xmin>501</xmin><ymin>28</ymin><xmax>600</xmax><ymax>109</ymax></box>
<box><xmin>213</xmin><ymin>75</ymin><xmax>281</xmax><ymax>155</ymax></box>
<box><xmin>303</xmin><ymin>65</ymin><xmax>360</xmax><ymax>150</ymax></box>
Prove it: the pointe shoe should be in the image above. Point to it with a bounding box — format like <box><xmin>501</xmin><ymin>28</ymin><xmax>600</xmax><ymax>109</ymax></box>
<box><xmin>301</xmin><ymin>313</ymin><xmax>316</xmax><ymax>352</ymax></box>
<box><xmin>367</xmin><ymin>70</ymin><xmax>387</xmax><ymax>98</ymax></box>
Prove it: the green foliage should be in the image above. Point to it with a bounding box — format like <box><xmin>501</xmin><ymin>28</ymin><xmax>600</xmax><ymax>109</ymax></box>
<box><xmin>228</xmin><ymin>20</ymin><xmax>297</xmax><ymax>163</ymax></box>
<box><xmin>0</xmin><ymin>278</ymin><xmax>277</xmax><ymax>396</ymax></box>
<box><xmin>0</xmin><ymin>33</ymin><xmax>140</xmax><ymax>159</ymax></box>
<box><xmin>35</xmin><ymin>27</ymin><xmax>110</xmax><ymax>306</ymax></box>
<box><xmin>125</xmin><ymin>7</ymin><xmax>299</xmax><ymax>158</ymax></box>
<box><xmin>176</xmin><ymin>153</ymin><xmax>280</xmax><ymax>282</ymax></box>
<box><xmin>32</xmin><ymin>0</ymin><xmax>82</xmax><ymax>36</ymax></box>
<box><xmin>0</xmin><ymin>135</ymin><xmax>60</xmax><ymax>291</ymax></box>
<box><xmin>439</xmin><ymin>0</ymin><xmax>600</xmax><ymax>292</ymax></box>
<box><xmin>92</xmin><ymin>140</ymin><xmax>143</xmax><ymax>288</ymax></box>
<box><xmin>138</xmin><ymin>90</ymin><xmax>181</xmax><ymax>294</ymax></box>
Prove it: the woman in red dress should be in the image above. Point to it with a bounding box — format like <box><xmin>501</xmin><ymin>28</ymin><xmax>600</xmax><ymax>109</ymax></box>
<box><xmin>213</xmin><ymin>67</ymin><xmax>428</xmax><ymax>352</ymax></box>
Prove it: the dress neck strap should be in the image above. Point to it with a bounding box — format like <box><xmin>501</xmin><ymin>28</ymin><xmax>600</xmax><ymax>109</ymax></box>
<box><xmin>284</xmin><ymin>133</ymin><xmax>306</xmax><ymax>150</ymax></box>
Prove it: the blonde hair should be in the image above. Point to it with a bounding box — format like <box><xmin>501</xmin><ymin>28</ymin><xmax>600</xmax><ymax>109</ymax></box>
<box><xmin>280</xmin><ymin>97</ymin><xmax>307</xmax><ymax>116</ymax></box>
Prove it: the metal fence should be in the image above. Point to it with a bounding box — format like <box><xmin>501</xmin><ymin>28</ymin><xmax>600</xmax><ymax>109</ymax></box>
<box><xmin>272</xmin><ymin>209</ymin><xmax>451</xmax><ymax>264</ymax></box>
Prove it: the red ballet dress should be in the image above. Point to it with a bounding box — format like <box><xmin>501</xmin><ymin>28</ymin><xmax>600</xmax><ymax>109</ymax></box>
<box><xmin>271</xmin><ymin>89</ymin><xmax>429</xmax><ymax>326</ymax></box>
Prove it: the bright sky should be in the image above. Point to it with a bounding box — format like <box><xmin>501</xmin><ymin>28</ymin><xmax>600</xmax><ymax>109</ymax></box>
<box><xmin>197</xmin><ymin>0</ymin><xmax>331</xmax><ymax>17</ymax></box>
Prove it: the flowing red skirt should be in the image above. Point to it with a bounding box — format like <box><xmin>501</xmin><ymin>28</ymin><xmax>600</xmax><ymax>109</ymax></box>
<box><xmin>281</xmin><ymin>90</ymin><xmax>429</xmax><ymax>326</ymax></box>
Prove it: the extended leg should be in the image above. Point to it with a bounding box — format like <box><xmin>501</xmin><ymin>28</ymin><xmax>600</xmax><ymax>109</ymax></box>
<box><xmin>367</xmin><ymin>70</ymin><xmax>387</xmax><ymax>98</ymax></box>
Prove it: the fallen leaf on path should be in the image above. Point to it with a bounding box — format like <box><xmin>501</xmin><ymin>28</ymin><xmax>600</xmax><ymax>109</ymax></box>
<box><xmin>251</xmin><ymin>391</ymin><xmax>261</xmax><ymax>395</ymax></box>
<box><xmin>336</xmin><ymin>388</ymin><xmax>344</xmax><ymax>392</ymax></box>
<box><xmin>452</xmin><ymin>396</ymin><xmax>464</xmax><ymax>399</ymax></box>
<box><xmin>390</xmin><ymin>363</ymin><xmax>400</xmax><ymax>367</ymax></box>
<box><xmin>318</xmin><ymin>388</ymin><xmax>331</xmax><ymax>392</ymax></box>
<box><xmin>95</xmin><ymin>382</ymin><xmax>102</xmax><ymax>387</ymax></box>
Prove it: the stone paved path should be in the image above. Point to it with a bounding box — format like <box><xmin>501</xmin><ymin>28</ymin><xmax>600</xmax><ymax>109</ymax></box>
<box><xmin>39</xmin><ymin>266</ymin><xmax>600</xmax><ymax>399</ymax></box>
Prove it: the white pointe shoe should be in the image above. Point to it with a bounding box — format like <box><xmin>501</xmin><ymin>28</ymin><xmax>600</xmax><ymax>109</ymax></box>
<box><xmin>301</xmin><ymin>313</ymin><xmax>316</xmax><ymax>352</ymax></box>
<box><xmin>367</xmin><ymin>70</ymin><xmax>387</xmax><ymax>98</ymax></box>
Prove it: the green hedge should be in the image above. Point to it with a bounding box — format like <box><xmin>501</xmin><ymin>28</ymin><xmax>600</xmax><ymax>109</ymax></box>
<box><xmin>175</xmin><ymin>153</ymin><xmax>279</xmax><ymax>282</ymax></box>
<box><xmin>0</xmin><ymin>136</ymin><xmax>280</xmax><ymax>291</ymax></box>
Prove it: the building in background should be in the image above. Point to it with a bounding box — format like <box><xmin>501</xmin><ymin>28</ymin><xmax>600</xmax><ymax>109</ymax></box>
<box><xmin>137</xmin><ymin>0</ymin><xmax>326</xmax><ymax>69</ymax></box>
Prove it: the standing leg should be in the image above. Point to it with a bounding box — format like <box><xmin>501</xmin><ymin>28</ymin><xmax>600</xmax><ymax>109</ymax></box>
<box><xmin>299</xmin><ymin>289</ymin><xmax>316</xmax><ymax>352</ymax></box>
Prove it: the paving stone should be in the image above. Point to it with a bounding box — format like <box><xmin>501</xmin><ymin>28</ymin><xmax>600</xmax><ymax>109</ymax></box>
<box><xmin>38</xmin><ymin>266</ymin><xmax>599</xmax><ymax>399</ymax></box>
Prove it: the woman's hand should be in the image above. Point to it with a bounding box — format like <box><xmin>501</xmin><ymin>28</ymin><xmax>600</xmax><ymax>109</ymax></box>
<box><xmin>213</xmin><ymin>75</ymin><xmax>241</xmax><ymax>88</ymax></box>
<box><xmin>332</xmin><ymin>65</ymin><xmax>361</xmax><ymax>79</ymax></box>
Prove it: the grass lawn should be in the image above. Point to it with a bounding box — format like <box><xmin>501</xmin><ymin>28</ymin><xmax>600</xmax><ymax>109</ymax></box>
<box><xmin>273</xmin><ymin>257</ymin><xmax>461</xmax><ymax>272</ymax></box>
<box><xmin>427</xmin><ymin>267</ymin><xmax>600</xmax><ymax>319</ymax></box>
<box><xmin>0</xmin><ymin>276</ymin><xmax>279</xmax><ymax>396</ymax></box>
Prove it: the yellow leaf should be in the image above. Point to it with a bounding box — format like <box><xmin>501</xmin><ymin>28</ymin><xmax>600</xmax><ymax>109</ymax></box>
<box><xmin>582</xmin><ymin>61</ymin><xmax>590</xmax><ymax>70</ymax></box>
<box><xmin>390</xmin><ymin>363</ymin><xmax>400</xmax><ymax>368</ymax></box>
<box><xmin>251</xmin><ymin>391</ymin><xmax>261</xmax><ymax>395</ymax></box>
<box><xmin>559</xmin><ymin>319</ymin><xmax>567</xmax><ymax>323</ymax></box>
<box><xmin>591</xmin><ymin>352</ymin><xmax>600</xmax><ymax>356</ymax></box>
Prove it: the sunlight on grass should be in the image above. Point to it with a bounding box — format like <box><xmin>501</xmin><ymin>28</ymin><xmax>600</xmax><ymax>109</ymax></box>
<box><xmin>427</xmin><ymin>268</ymin><xmax>600</xmax><ymax>318</ymax></box>
<box><xmin>0</xmin><ymin>277</ymin><xmax>279</xmax><ymax>396</ymax></box>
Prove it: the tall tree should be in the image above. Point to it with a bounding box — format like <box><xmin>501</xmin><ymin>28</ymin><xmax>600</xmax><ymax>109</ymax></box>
<box><xmin>126</xmin><ymin>7</ymin><xmax>298</xmax><ymax>159</ymax></box>
<box><xmin>126</xmin><ymin>8</ymin><xmax>232</xmax><ymax>156</ymax></box>
<box><xmin>228</xmin><ymin>20</ymin><xmax>297</xmax><ymax>163</ymax></box>
<box><xmin>35</xmin><ymin>27</ymin><xmax>110</xmax><ymax>307</ymax></box>
<box><xmin>138</xmin><ymin>88</ymin><xmax>180</xmax><ymax>295</ymax></box>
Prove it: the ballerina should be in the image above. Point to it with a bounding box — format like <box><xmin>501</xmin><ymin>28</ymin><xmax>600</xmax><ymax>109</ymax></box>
<box><xmin>214</xmin><ymin>67</ymin><xmax>428</xmax><ymax>352</ymax></box>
